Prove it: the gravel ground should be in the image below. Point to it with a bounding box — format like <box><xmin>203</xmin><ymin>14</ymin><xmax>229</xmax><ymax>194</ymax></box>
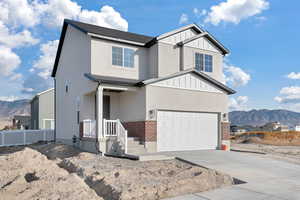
<box><xmin>0</xmin><ymin>143</ymin><xmax>233</xmax><ymax>200</ymax></box>
<box><xmin>232</xmin><ymin>143</ymin><xmax>300</xmax><ymax>165</ymax></box>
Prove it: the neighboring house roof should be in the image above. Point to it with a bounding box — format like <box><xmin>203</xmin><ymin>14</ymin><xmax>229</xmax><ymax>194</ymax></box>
<box><xmin>85</xmin><ymin>69</ymin><xmax>236</xmax><ymax>95</ymax></box>
<box><xmin>30</xmin><ymin>88</ymin><xmax>54</xmax><ymax>103</ymax></box>
<box><xmin>142</xmin><ymin>69</ymin><xmax>236</xmax><ymax>95</ymax></box>
<box><xmin>52</xmin><ymin>20</ymin><xmax>229</xmax><ymax>77</ymax></box>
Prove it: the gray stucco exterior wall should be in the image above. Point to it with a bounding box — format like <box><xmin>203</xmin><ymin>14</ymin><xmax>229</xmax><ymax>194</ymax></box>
<box><xmin>38</xmin><ymin>89</ymin><xmax>54</xmax><ymax>129</ymax></box>
<box><xmin>30</xmin><ymin>89</ymin><xmax>54</xmax><ymax>130</ymax></box>
<box><xmin>145</xmin><ymin>85</ymin><xmax>228</xmax><ymax>120</ymax></box>
<box><xmin>30</xmin><ymin>98</ymin><xmax>39</xmax><ymax>129</ymax></box>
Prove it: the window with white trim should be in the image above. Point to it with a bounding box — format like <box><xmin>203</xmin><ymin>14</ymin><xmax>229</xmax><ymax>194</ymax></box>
<box><xmin>42</xmin><ymin>119</ymin><xmax>55</xmax><ymax>129</ymax></box>
<box><xmin>195</xmin><ymin>53</ymin><xmax>213</xmax><ymax>72</ymax></box>
<box><xmin>112</xmin><ymin>46</ymin><xmax>135</xmax><ymax>68</ymax></box>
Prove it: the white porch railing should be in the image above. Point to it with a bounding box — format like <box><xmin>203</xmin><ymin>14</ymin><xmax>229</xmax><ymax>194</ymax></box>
<box><xmin>103</xmin><ymin>119</ymin><xmax>128</xmax><ymax>154</ymax></box>
<box><xmin>82</xmin><ymin>119</ymin><xmax>96</xmax><ymax>138</ymax></box>
<box><xmin>0</xmin><ymin>129</ymin><xmax>54</xmax><ymax>147</ymax></box>
<box><xmin>82</xmin><ymin>119</ymin><xmax>128</xmax><ymax>154</ymax></box>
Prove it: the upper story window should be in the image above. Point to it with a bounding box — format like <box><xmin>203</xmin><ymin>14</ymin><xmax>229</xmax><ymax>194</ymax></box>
<box><xmin>112</xmin><ymin>46</ymin><xmax>134</xmax><ymax>68</ymax></box>
<box><xmin>195</xmin><ymin>53</ymin><xmax>213</xmax><ymax>72</ymax></box>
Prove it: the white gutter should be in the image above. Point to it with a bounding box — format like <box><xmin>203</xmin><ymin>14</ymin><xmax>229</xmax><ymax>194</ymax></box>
<box><xmin>87</xmin><ymin>33</ymin><xmax>146</xmax><ymax>46</ymax></box>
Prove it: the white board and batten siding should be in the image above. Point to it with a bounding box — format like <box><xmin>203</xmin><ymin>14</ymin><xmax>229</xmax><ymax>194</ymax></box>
<box><xmin>160</xmin><ymin>29</ymin><xmax>197</xmax><ymax>45</ymax></box>
<box><xmin>150</xmin><ymin>73</ymin><xmax>223</xmax><ymax>93</ymax></box>
<box><xmin>157</xmin><ymin>111</ymin><xmax>219</xmax><ymax>151</ymax></box>
<box><xmin>185</xmin><ymin>37</ymin><xmax>221</xmax><ymax>53</ymax></box>
<box><xmin>160</xmin><ymin>28</ymin><xmax>221</xmax><ymax>53</ymax></box>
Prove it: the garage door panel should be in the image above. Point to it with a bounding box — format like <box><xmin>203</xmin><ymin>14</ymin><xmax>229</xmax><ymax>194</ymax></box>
<box><xmin>157</xmin><ymin>111</ymin><xmax>218</xmax><ymax>151</ymax></box>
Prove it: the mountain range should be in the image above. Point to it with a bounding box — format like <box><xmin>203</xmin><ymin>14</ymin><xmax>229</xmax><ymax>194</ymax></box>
<box><xmin>0</xmin><ymin>100</ymin><xmax>300</xmax><ymax>129</ymax></box>
<box><xmin>0</xmin><ymin>99</ymin><xmax>30</xmax><ymax>129</ymax></box>
<box><xmin>229</xmin><ymin>109</ymin><xmax>300</xmax><ymax>127</ymax></box>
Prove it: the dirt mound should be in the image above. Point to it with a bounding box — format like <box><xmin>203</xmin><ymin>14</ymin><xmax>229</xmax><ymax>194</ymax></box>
<box><xmin>0</xmin><ymin>144</ymin><xmax>233</xmax><ymax>200</ymax></box>
<box><xmin>233</xmin><ymin>131</ymin><xmax>300</xmax><ymax>146</ymax></box>
<box><xmin>60</xmin><ymin>155</ymin><xmax>233</xmax><ymax>200</ymax></box>
<box><xmin>0</xmin><ymin>147</ymin><xmax>102</xmax><ymax>200</ymax></box>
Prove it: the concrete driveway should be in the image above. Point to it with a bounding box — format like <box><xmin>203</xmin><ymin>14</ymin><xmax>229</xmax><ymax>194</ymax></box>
<box><xmin>162</xmin><ymin>150</ymin><xmax>300</xmax><ymax>200</ymax></box>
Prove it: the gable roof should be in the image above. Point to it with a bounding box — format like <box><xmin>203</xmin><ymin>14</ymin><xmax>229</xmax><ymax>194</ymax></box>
<box><xmin>67</xmin><ymin>19</ymin><xmax>155</xmax><ymax>44</ymax></box>
<box><xmin>51</xmin><ymin>20</ymin><xmax>229</xmax><ymax>77</ymax></box>
<box><xmin>177</xmin><ymin>32</ymin><xmax>230</xmax><ymax>55</ymax></box>
<box><xmin>51</xmin><ymin>19</ymin><xmax>155</xmax><ymax>77</ymax></box>
<box><xmin>30</xmin><ymin>88</ymin><xmax>54</xmax><ymax>103</ymax></box>
<box><xmin>84</xmin><ymin>69</ymin><xmax>235</xmax><ymax>95</ymax></box>
<box><xmin>142</xmin><ymin>69</ymin><xmax>236</xmax><ymax>95</ymax></box>
<box><xmin>156</xmin><ymin>23</ymin><xmax>204</xmax><ymax>40</ymax></box>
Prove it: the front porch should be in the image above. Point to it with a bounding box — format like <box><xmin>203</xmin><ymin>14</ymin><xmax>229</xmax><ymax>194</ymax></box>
<box><xmin>79</xmin><ymin>84</ymin><xmax>152</xmax><ymax>155</ymax></box>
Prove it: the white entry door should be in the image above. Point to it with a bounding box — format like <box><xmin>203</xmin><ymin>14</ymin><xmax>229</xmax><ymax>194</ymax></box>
<box><xmin>157</xmin><ymin>111</ymin><xmax>219</xmax><ymax>151</ymax></box>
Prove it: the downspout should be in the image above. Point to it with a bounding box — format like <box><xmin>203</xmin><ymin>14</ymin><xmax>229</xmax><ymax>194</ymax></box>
<box><xmin>95</xmin><ymin>81</ymin><xmax>103</xmax><ymax>156</ymax></box>
<box><xmin>54</xmin><ymin>77</ymin><xmax>56</xmax><ymax>142</ymax></box>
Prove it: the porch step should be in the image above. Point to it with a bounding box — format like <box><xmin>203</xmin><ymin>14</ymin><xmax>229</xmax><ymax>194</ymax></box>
<box><xmin>127</xmin><ymin>137</ymin><xmax>140</xmax><ymax>142</ymax></box>
<box><xmin>127</xmin><ymin>137</ymin><xmax>147</xmax><ymax>155</ymax></box>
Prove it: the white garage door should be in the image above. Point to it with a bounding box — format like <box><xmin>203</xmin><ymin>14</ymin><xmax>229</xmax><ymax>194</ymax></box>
<box><xmin>157</xmin><ymin>111</ymin><xmax>219</xmax><ymax>151</ymax></box>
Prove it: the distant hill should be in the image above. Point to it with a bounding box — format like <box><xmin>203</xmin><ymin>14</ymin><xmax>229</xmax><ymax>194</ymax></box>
<box><xmin>229</xmin><ymin>109</ymin><xmax>300</xmax><ymax>127</ymax></box>
<box><xmin>0</xmin><ymin>99</ymin><xmax>30</xmax><ymax>129</ymax></box>
<box><xmin>0</xmin><ymin>99</ymin><xmax>30</xmax><ymax>118</ymax></box>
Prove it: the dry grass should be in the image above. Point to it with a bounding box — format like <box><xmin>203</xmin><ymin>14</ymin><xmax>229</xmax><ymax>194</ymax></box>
<box><xmin>233</xmin><ymin>131</ymin><xmax>300</xmax><ymax>146</ymax></box>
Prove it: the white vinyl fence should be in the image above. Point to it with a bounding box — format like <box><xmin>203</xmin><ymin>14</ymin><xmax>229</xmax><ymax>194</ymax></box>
<box><xmin>0</xmin><ymin>129</ymin><xmax>54</xmax><ymax>147</ymax></box>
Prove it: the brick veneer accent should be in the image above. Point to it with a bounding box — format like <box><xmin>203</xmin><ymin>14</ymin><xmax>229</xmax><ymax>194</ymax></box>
<box><xmin>221</xmin><ymin>122</ymin><xmax>230</xmax><ymax>140</ymax></box>
<box><xmin>123</xmin><ymin>121</ymin><xmax>157</xmax><ymax>142</ymax></box>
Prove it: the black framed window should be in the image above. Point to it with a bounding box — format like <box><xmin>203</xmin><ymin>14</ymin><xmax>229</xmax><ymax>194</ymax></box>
<box><xmin>195</xmin><ymin>53</ymin><xmax>213</xmax><ymax>72</ymax></box>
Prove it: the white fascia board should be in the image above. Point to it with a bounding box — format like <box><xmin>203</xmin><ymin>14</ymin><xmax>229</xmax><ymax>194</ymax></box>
<box><xmin>88</xmin><ymin>33</ymin><xmax>146</xmax><ymax>46</ymax></box>
<box><xmin>156</xmin><ymin>24</ymin><xmax>203</xmax><ymax>40</ymax></box>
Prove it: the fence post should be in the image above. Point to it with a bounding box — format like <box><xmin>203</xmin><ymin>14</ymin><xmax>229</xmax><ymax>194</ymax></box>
<box><xmin>23</xmin><ymin>130</ymin><xmax>26</xmax><ymax>145</ymax></box>
<box><xmin>2</xmin><ymin>132</ymin><xmax>4</xmax><ymax>146</ymax></box>
<box><xmin>43</xmin><ymin>130</ymin><xmax>46</xmax><ymax>141</ymax></box>
<box><xmin>125</xmin><ymin>130</ymin><xmax>128</xmax><ymax>154</ymax></box>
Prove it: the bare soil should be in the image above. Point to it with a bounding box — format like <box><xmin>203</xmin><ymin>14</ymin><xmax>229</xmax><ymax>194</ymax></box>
<box><xmin>0</xmin><ymin>143</ymin><xmax>233</xmax><ymax>200</ymax></box>
<box><xmin>232</xmin><ymin>142</ymin><xmax>300</xmax><ymax>165</ymax></box>
<box><xmin>233</xmin><ymin>131</ymin><xmax>300</xmax><ymax>146</ymax></box>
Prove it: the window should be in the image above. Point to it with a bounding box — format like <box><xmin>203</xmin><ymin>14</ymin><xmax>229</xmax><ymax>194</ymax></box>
<box><xmin>195</xmin><ymin>53</ymin><xmax>204</xmax><ymax>71</ymax></box>
<box><xmin>112</xmin><ymin>46</ymin><xmax>135</xmax><ymax>68</ymax></box>
<box><xmin>43</xmin><ymin>119</ymin><xmax>55</xmax><ymax>130</ymax></box>
<box><xmin>195</xmin><ymin>53</ymin><xmax>213</xmax><ymax>72</ymax></box>
<box><xmin>205</xmin><ymin>55</ymin><xmax>213</xmax><ymax>72</ymax></box>
<box><xmin>124</xmin><ymin>48</ymin><xmax>134</xmax><ymax>68</ymax></box>
<box><xmin>112</xmin><ymin>47</ymin><xmax>123</xmax><ymax>66</ymax></box>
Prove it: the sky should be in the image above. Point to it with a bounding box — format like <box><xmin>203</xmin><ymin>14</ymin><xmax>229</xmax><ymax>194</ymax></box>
<box><xmin>0</xmin><ymin>0</ymin><xmax>300</xmax><ymax>112</ymax></box>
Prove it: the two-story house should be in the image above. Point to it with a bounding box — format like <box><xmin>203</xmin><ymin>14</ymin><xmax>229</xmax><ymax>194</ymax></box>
<box><xmin>51</xmin><ymin>19</ymin><xmax>235</xmax><ymax>155</ymax></box>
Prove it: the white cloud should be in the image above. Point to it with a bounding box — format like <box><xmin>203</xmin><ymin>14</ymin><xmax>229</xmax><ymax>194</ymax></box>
<box><xmin>0</xmin><ymin>0</ymin><xmax>40</xmax><ymax>27</ymax></box>
<box><xmin>193</xmin><ymin>8</ymin><xmax>207</xmax><ymax>17</ymax></box>
<box><xmin>287</xmin><ymin>72</ymin><xmax>300</xmax><ymax>80</ymax></box>
<box><xmin>0</xmin><ymin>22</ymin><xmax>39</xmax><ymax>48</ymax></box>
<box><xmin>22</xmin><ymin>40</ymin><xmax>58</xmax><ymax>94</ymax></box>
<box><xmin>179</xmin><ymin>14</ymin><xmax>189</xmax><ymax>24</ymax></box>
<box><xmin>0</xmin><ymin>46</ymin><xmax>21</xmax><ymax>76</ymax></box>
<box><xmin>10</xmin><ymin>73</ymin><xmax>22</xmax><ymax>81</ymax></box>
<box><xmin>38</xmin><ymin>0</ymin><xmax>81</xmax><ymax>28</ymax></box>
<box><xmin>32</xmin><ymin>40</ymin><xmax>59</xmax><ymax>79</ymax></box>
<box><xmin>275</xmin><ymin>86</ymin><xmax>300</xmax><ymax>104</ymax></box>
<box><xmin>224</xmin><ymin>63</ymin><xmax>251</xmax><ymax>87</ymax></box>
<box><xmin>205</xmin><ymin>0</ymin><xmax>269</xmax><ymax>26</ymax></box>
<box><xmin>229</xmin><ymin>96</ymin><xmax>249</xmax><ymax>111</ymax></box>
<box><xmin>79</xmin><ymin>6</ymin><xmax>128</xmax><ymax>31</ymax></box>
<box><xmin>0</xmin><ymin>96</ymin><xmax>21</xmax><ymax>102</ymax></box>
<box><xmin>0</xmin><ymin>0</ymin><xmax>128</xmax><ymax>31</ymax></box>
<box><xmin>38</xmin><ymin>1</ymin><xmax>128</xmax><ymax>30</ymax></box>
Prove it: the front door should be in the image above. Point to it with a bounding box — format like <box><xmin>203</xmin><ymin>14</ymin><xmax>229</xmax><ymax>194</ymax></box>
<box><xmin>103</xmin><ymin>95</ymin><xmax>110</xmax><ymax>119</ymax></box>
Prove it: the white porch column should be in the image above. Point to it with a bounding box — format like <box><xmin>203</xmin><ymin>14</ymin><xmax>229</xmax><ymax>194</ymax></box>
<box><xmin>96</xmin><ymin>86</ymin><xmax>103</xmax><ymax>138</ymax></box>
